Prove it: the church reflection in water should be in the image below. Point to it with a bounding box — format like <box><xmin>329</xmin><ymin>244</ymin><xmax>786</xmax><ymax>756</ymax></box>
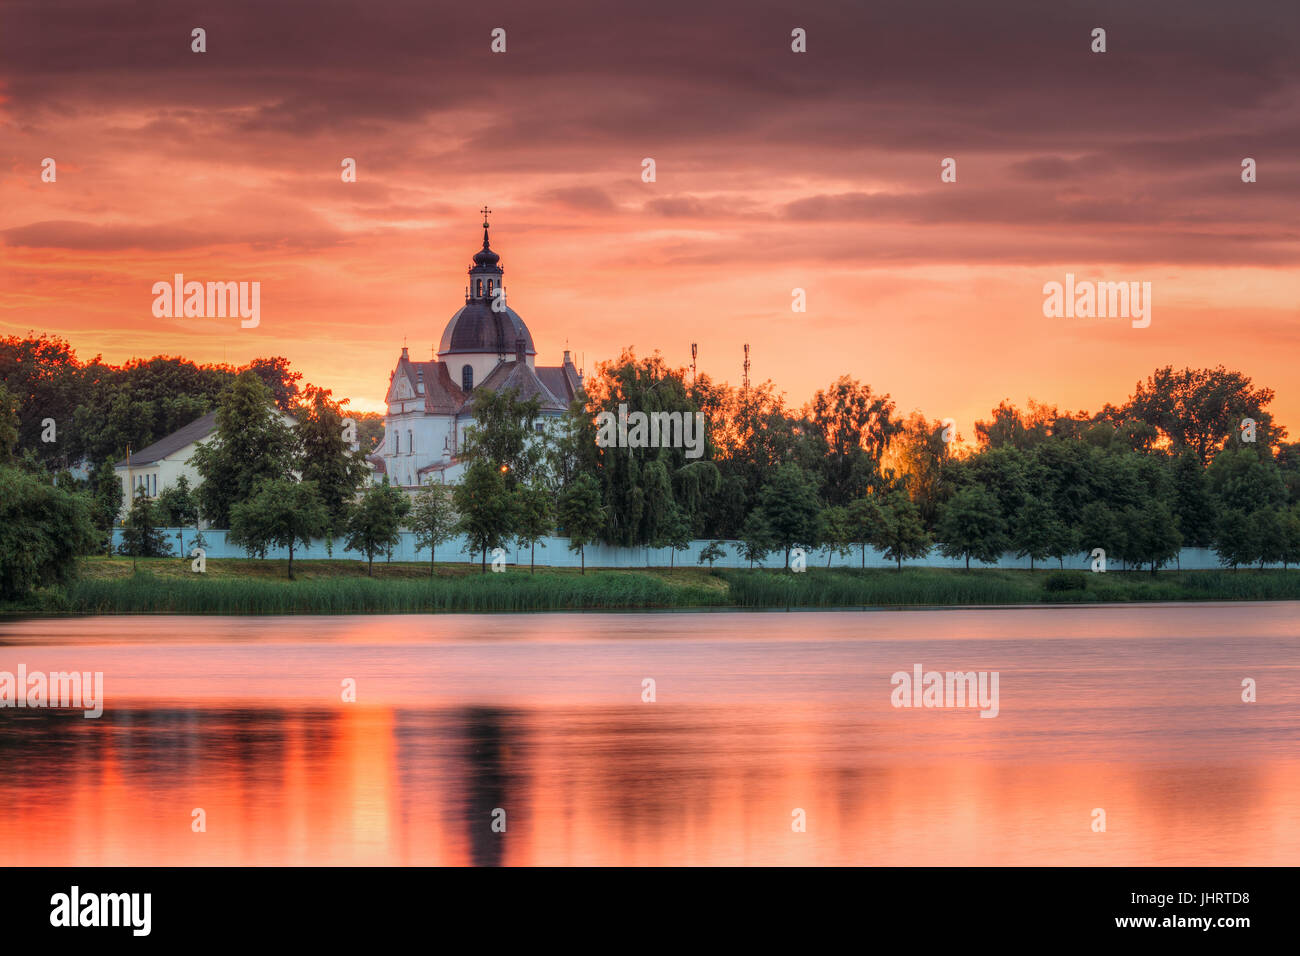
<box><xmin>3</xmin><ymin>697</ymin><xmax>1298</xmax><ymax>866</ymax></box>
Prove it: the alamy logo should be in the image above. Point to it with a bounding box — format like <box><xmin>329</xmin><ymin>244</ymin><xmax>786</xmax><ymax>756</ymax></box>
<box><xmin>50</xmin><ymin>886</ymin><xmax>151</xmax><ymax>936</ymax></box>
<box><xmin>595</xmin><ymin>404</ymin><xmax>705</xmax><ymax>459</ymax></box>
<box><xmin>1042</xmin><ymin>273</ymin><xmax>1151</xmax><ymax>328</ymax></box>
<box><xmin>151</xmin><ymin>274</ymin><xmax>260</xmax><ymax>328</ymax></box>
<box><xmin>890</xmin><ymin>664</ymin><xmax>1000</xmax><ymax>718</ymax></box>
<box><xmin>0</xmin><ymin>665</ymin><xmax>103</xmax><ymax>718</ymax></box>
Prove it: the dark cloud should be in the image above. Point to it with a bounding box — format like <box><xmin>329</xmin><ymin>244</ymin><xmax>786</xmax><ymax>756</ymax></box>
<box><xmin>539</xmin><ymin>186</ymin><xmax>618</xmax><ymax>211</ymax></box>
<box><xmin>1</xmin><ymin>0</ymin><xmax>1297</xmax><ymax>263</ymax></box>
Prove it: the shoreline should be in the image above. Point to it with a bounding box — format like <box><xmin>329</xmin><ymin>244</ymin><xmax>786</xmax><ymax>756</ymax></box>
<box><xmin>3</xmin><ymin>558</ymin><xmax>1299</xmax><ymax>617</ymax></box>
<box><xmin>4</xmin><ymin>599</ymin><xmax>1300</xmax><ymax>625</ymax></box>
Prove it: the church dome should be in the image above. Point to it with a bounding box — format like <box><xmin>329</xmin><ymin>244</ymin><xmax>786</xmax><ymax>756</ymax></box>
<box><xmin>439</xmin><ymin>300</ymin><xmax>536</xmax><ymax>356</ymax></box>
<box><xmin>439</xmin><ymin>212</ymin><xmax>535</xmax><ymax>357</ymax></box>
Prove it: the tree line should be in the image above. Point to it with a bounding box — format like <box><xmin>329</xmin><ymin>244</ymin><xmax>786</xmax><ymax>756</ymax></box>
<box><xmin>556</xmin><ymin>354</ymin><xmax>1300</xmax><ymax>573</ymax></box>
<box><xmin>3</xmin><ymin>334</ymin><xmax>1298</xmax><ymax>600</ymax></box>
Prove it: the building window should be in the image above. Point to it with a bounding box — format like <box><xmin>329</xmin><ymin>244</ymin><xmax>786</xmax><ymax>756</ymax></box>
<box><xmin>462</xmin><ymin>365</ymin><xmax>473</xmax><ymax>391</ymax></box>
<box><xmin>407</xmin><ymin>430</ymin><xmax>413</xmax><ymax>454</ymax></box>
<box><xmin>476</xmin><ymin>279</ymin><xmax>483</xmax><ymax>297</ymax></box>
<box><xmin>394</xmin><ymin>431</ymin><xmax>400</xmax><ymax>454</ymax></box>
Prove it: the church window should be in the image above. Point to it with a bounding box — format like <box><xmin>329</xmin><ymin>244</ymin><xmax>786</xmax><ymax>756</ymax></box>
<box><xmin>407</xmin><ymin>430</ymin><xmax>413</xmax><ymax>454</ymax></box>
<box><xmin>394</xmin><ymin>431</ymin><xmax>400</xmax><ymax>454</ymax></box>
<box><xmin>476</xmin><ymin>279</ymin><xmax>483</xmax><ymax>297</ymax></box>
<box><xmin>462</xmin><ymin>365</ymin><xmax>474</xmax><ymax>391</ymax></box>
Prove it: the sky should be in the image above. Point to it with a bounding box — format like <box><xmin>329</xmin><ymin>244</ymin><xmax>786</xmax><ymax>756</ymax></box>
<box><xmin>1</xmin><ymin>0</ymin><xmax>1297</xmax><ymax>429</ymax></box>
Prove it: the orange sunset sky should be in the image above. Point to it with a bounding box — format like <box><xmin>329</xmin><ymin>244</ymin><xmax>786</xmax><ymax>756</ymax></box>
<box><xmin>1</xmin><ymin>0</ymin><xmax>1297</xmax><ymax>429</ymax></box>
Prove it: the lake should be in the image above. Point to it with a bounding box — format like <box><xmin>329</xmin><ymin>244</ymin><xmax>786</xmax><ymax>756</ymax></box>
<box><xmin>1</xmin><ymin>604</ymin><xmax>1297</xmax><ymax>865</ymax></box>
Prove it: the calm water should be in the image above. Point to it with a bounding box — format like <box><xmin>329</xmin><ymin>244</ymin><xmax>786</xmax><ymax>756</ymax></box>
<box><xmin>1</xmin><ymin>605</ymin><xmax>1297</xmax><ymax>866</ymax></box>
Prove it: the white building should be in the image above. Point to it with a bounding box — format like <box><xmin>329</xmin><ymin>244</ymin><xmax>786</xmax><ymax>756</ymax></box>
<box><xmin>382</xmin><ymin>213</ymin><xmax>582</xmax><ymax>487</ymax></box>
<box><xmin>113</xmin><ymin>411</ymin><xmax>217</xmax><ymax>520</ymax></box>
<box><xmin>113</xmin><ymin>408</ymin><xmax>298</xmax><ymax>522</ymax></box>
<box><xmin>110</xmin><ymin>213</ymin><xmax>568</xmax><ymax>515</ymax></box>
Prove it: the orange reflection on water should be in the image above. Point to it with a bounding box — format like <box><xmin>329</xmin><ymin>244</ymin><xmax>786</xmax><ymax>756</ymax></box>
<box><xmin>1</xmin><ymin>607</ymin><xmax>1298</xmax><ymax>865</ymax></box>
<box><xmin>2</xmin><ymin>702</ymin><xmax>1298</xmax><ymax>865</ymax></box>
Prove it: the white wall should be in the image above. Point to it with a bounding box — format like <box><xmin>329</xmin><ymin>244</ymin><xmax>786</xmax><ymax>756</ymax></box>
<box><xmin>108</xmin><ymin>531</ymin><xmax>1260</xmax><ymax>573</ymax></box>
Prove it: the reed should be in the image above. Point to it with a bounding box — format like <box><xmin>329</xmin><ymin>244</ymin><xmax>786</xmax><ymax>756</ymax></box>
<box><xmin>58</xmin><ymin>569</ymin><xmax>725</xmax><ymax>615</ymax></box>
<box><xmin>5</xmin><ymin>563</ymin><xmax>1298</xmax><ymax>616</ymax></box>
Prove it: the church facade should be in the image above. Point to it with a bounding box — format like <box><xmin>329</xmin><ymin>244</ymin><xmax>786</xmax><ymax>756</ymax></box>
<box><xmin>380</xmin><ymin>213</ymin><xmax>582</xmax><ymax>488</ymax></box>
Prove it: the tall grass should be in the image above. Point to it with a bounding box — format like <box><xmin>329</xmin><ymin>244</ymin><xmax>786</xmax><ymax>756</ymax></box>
<box><xmin>60</xmin><ymin>570</ymin><xmax>725</xmax><ymax>615</ymax></box>
<box><xmin>720</xmin><ymin>568</ymin><xmax>1040</xmax><ymax>607</ymax></box>
<box><xmin>720</xmin><ymin>567</ymin><xmax>1300</xmax><ymax>608</ymax></box>
<box><xmin>8</xmin><ymin>566</ymin><xmax>1299</xmax><ymax>616</ymax></box>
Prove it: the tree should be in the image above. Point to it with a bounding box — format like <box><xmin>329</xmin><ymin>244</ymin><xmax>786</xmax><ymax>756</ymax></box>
<box><xmin>229</xmin><ymin>479</ymin><xmax>328</xmax><ymax>578</ymax></box>
<box><xmin>1011</xmin><ymin>496</ymin><xmax>1061</xmax><ymax>571</ymax></box>
<box><xmin>191</xmin><ymin>371</ymin><xmax>296</xmax><ymax>527</ymax></box>
<box><xmin>0</xmin><ymin>382</ymin><xmax>18</xmax><ymax>462</ymax></box>
<box><xmin>462</xmin><ymin>385</ymin><xmax>544</xmax><ymax>483</ymax></box>
<box><xmin>698</xmin><ymin>540</ymin><xmax>727</xmax><ymax>568</ymax></box>
<box><xmin>1079</xmin><ymin>502</ymin><xmax>1122</xmax><ymax>567</ymax></box>
<box><xmin>821</xmin><ymin>504</ymin><xmax>856</xmax><ymax>567</ymax></box>
<box><xmin>1119</xmin><ymin>501</ymin><xmax>1182</xmax><ymax>574</ymax></box>
<box><xmin>557</xmin><ymin>472</ymin><xmax>606</xmax><ymax>574</ymax></box>
<box><xmin>1249</xmin><ymin>508</ymin><xmax>1285</xmax><ymax>570</ymax></box>
<box><xmin>656</xmin><ymin>502</ymin><xmax>692</xmax><ymax>568</ymax></box>
<box><xmin>344</xmin><ymin>479</ymin><xmax>410</xmax><ymax>576</ymax></box>
<box><xmin>1171</xmin><ymin>450</ymin><xmax>1217</xmax><ymax>549</ymax></box>
<box><xmin>513</xmin><ymin>483</ymin><xmax>553</xmax><ymax>574</ymax></box>
<box><xmin>872</xmin><ymin>490</ymin><xmax>931</xmax><ymax>570</ymax></box>
<box><xmin>0</xmin><ymin>464</ymin><xmax>98</xmax><ymax>599</ymax></box>
<box><xmin>1126</xmin><ymin>366</ymin><xmax>1283</xmax><ymax>465</ymax></box>
<box><xmin>296</xmin><ymin>385</ymin><xmax>369</xmax><ymax>529</ymax></box>
<box><xmin>805</xmin><ymin>376</ymin><xmax>900</xmax><ymax>505</ymax></box>
<box><xmin>243</xmin><ymin>356</ymin><xmax>303</xmax><ymax>412</ymax></box>
<box><xmin>0</xmin><ymin>335</ymin><xmax>84</xmax><ymax>468</ymax></box>
<box><xmin>1206</xmin><ymin>446</ymin><xmax>1287</xmax><ymax>514</ymax></box>
<box><xmin>454</xmin><ymin>459</ymin><xmax>518</xmax><ymax>574</ymax></box>
<box><xmin>739</xmin><ymin>510</ymin><xmax>775</xmax><ymax>568</ymax></box>
<box><xmin>890</xmin><ymin>413</ymin><xmax>952</xmax><ymax>527</ymax></box>
<box><xmin>567</xmin><ymin>350</ymin><xmax>715</xmax><ymax>547</ymax></box>
<box><xmin>410</xmin><ymin>483</ymin><xmax>457</xmax><ymax>575</ymax></box>
<box><xmin>156</xmin><ymin>475</ymin><xmax>199</xmax><ymax>527</ymax></box>
<box><xmin>1280</xmin><ymin>505</ymin><xmax>1300</xmax><ymax>569</ymax></box>
<box><xmin>936</xmin><ymin>486</ymin><xmax>1007</xmax><ymax>570</ymax></box>
<box><xmin>118</xmin><ymin>487</ymin><xmax>175</xmax><ymax>561</ymax></box>
<box><xmin>975</xmin><ymin>399</ymin><xmax>1051</xmax><ymax>451</ymax></box>
<box><xmin>754</xmin><ymin>462</ymin><xmax>824</xmax><ymax>569</ymax></box>
<box><xmin>88</xmin><ymin>458</ymin><xmax>124</xmax><ymax>551</ymax></box>
<box><xmin>845</xmin><ymin>497</ymin><xmax>884</xmax><ymax>568</ymax></box>
<box><xmin>1212</xmin><ymin>509</ymin><xmax>1257</xmax><ymax>570</ymax></box>
<box><xmin>1044</xmin><ymin>517</ymin><xmax>1081</xmax><ymax>570</ymax></box>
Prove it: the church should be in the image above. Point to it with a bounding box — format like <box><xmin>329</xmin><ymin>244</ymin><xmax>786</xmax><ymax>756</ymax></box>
<box><xmin>378</xmin><ymin>211</ymin><xmax>583</xmax><ymax>488</ymax></box>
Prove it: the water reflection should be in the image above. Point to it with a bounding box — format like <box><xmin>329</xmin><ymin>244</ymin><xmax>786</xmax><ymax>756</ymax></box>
<box><xmin>1</xmin><ymin>607</ymin><xmax>1297</xmax><ymax>865</ymax></box>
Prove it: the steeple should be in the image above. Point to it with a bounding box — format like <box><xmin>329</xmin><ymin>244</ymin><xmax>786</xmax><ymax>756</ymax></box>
<box><xmin>468</xmin><ymin>207</ymin><xmax>502</xmax><ymax>301</ymax></box>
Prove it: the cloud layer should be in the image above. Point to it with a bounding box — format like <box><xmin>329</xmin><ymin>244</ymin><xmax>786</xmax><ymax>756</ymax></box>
<box><xmin>1</xmin><ymin>0</ymin><xmax>1297</xmax><ymax>425</ymax></box>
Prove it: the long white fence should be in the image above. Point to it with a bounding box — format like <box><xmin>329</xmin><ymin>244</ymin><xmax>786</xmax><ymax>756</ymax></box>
<box><xmin>110</xmin><ymin>529</ymin><xmax>1254</xmax><ymax>572</ymax></box>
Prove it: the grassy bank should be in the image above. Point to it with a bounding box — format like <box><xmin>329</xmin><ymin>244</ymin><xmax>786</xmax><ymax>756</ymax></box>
<box><xmin>720</xmin><ymin>566</ymin><xmax>1300</xmax><ymax>607</ymax></box>
<box><xmin>3</xmin><ymin>558</ymin><xmax>1299</xmax><ymax>615</ymax></box>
